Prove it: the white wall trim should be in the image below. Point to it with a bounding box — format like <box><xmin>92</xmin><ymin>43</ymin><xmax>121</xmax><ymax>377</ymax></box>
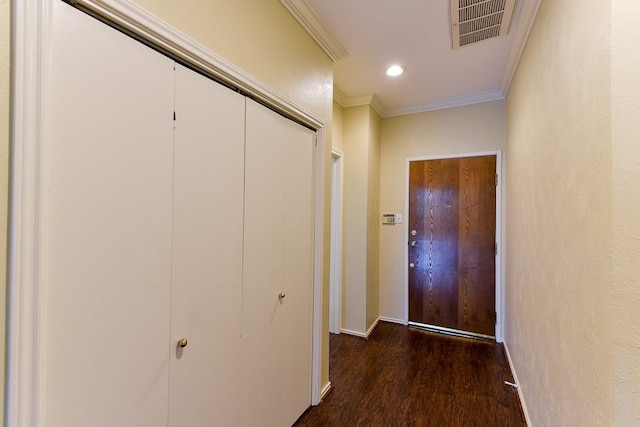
<box><xmin>379</xmin><ymin>316</ymin><xmax>407</xmax><ymax>326</ymax></box>
<box><xmin>384</xmin><ymin>90</ymin><xmax>505</xmax><ymax>118</ymax></box>
<box><xmin>504</xmin><ymin>342</ymin><xmax>532</xmax><ymax>426</ymax></box>
<box><xmin>7</xmin><ymin>1</ymin><xmax>51</xmax><ymax>425</ymax></box>
<box><xmin>365</xmin><ymin>317</ymin><xmax>380</xmax><ymax>338</ymax></box>
<box><xmin>9</xmin><ymin>0</ymin><xmax>327</xmax><ymax>422</ymax></box>
<box><xmin>334</xmin><ymin>92</ymin><xmax>385</xmax><ymax>117</ymax></box>
<box><xmin>333</xmin><ymin>88</ymin><xmax>504</xmax><ymax>118</ymax></box>
<box><xmin>333</xmin><ymin>86</ymin><xmax>348</xmax><ymax>108</ymax></box>
<box><xmin>499</xmin><ymin>0</ymin><xmax>543</xmax><ymax>95</ymax></box>
<box><xmin>279</xmin><ymin>0</ymin><xmax>348</xmax><ymax>62</ymax></box>
<box><xmin>340</xmin><ymin>328</ymin><xmax>368</xmax><ymax>338</ymax></box>
<box><xmin>404</xmin><ymin>151</ymin><xmax>504</xmax><ymax>341</ymax></box>
<box><xmin>311</xmin><ymin>128</ymin><xmax>326</xmax><ymax>406</ymax></box>
<box><xmin>329</xmin><ymin>150</ymin><xmax>344</xmax><ymax>335</ymax></box>
<box><xmin>340</xmin><ymin>317</ymin><xmax>380</xmax><ymax>338</ymax></box>
<box><xmin>73</xmin><ymin>0</ymin><xmax>323</xmax><ymax>130</ymax></box>
<box><xmin>319</xmin><ymin>382</ymin><xmax>332</xmax><ymax>402</ymax></box>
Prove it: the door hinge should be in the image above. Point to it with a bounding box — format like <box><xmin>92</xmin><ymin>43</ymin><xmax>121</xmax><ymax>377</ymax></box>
<box><xmin>495</xmin><ymin>241</ymin><xmax>497</xmax><ymax>255</ymax></box>
<box><xmin>495</xmin><ymin>311</ymin><xmax>498</xmax><ymax>324</ymax></box>
<box><xmin>495</xmin><ymin>173</ymin><xmax>498</xmax><ymax>186</ymax></box>
<box><xmin>173</xmin><ymin>111</ymin><xmax>176</xmax><ymax>121</ymax></box>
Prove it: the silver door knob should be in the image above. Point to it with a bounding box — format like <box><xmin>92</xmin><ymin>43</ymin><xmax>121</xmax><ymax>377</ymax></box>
<box><xmin>177</xmin><ymin>338</ymin><xmax>188</xmax><ymax>348</ymax></box>
<box><xmin>278</xmin><ymin>292</ymin><xmax>286</xmax><ymax>300</ymax></box>
<box><xmin>409</xmin><ymin>263</ymin><xmax>415</xmax><ymax>268</ymax></box>
<box><xmin>410</xmin><ymin>241</ymin><xmax>417</xmax><ymax>247</ymax></box>
<box><xmin>411</xmin><ymin>230</ymin><xmax>417</xmax><ymax>236</ymax></box>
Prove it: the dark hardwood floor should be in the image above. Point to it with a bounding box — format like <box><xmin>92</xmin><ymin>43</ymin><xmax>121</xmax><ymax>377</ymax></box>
<box><xmin>294</xmin><ymin>322</ymin><xmax>526</xmax><ymax>427</ymax></box>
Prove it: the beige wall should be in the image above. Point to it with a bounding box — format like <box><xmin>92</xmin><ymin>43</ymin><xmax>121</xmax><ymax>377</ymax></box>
<box><xmin>612</xmin><ymin>0</ymin><xmax>640</xmax><ymax>423</ymax></box>
<box><xmin>505</xmin><ymin>0</ymin><xmax>613</xmax><ymax>424</ymax></box>
<box><xmin>342</xmin><ymin>104</ymin><xmax>380</xmax><ymax>334</ymax></box>
<box><xmin>0</xmin><ymin>0</ymin><xmax>9</xmax><ymax>422</ymax></box>
<box><xmin>366</xmin><ymin>108</ymin><xmax>380</xmax><ymax>330</ymax></box>
<box><xmin>332</xmin><ymin>100</ymin><xmax>344</xmax><ymax>153</ymax></box>
<box><xmin>342</xmin><ymin>105</ymin><xmax>370</xmax><ymax>333</ymax></box>
<box><xmin>379</xmin><ymin>101</ymin><xmax>506</xmax><ymax>322</ymax></box>
<box><xmin>133</xmin><ymin>0</ymin><xmax>333</xmax><ymax>122</ymax></box>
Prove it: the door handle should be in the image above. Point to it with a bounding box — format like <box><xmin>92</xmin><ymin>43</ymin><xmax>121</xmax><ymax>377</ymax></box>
<box><xmin>278</xmin><ymin>292</ymin><xmax>286</xmax><ymax>300</ymax></box>
<box><xmin>409</xmin><ymin>262</ymin><xmax>415</xmax><ymax>268</ymax></box>
<box><xmin>177</xmin><ymin>338</ymin><xmax>188</xmax><ymax>348</ymax></box>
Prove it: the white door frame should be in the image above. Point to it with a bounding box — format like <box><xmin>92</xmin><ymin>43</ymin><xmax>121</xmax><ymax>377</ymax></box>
<box><xmin>8</xmin><ymin>1</ymin><xmax>326</xmax><ymax>424</ymax></box>
<box><xmin>404</xmin><ymin>151</ymin><xmax>504</xmax><ymax>342</ymax></box>
<box><xmin>329</xmin><ymin>150</ymin><xmax>344</xmax><ymax>334</ymax></box>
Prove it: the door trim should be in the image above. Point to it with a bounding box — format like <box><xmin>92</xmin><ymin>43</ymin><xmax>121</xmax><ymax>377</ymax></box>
<box><xmin>8</xmin><ymin>1</ymin><xmax>326</xmax><ymax>424</ymax></box>
<box><xmin>404</xmin><ymin>151</ymin><xmax>503</xmax><ymax>342</ymax></box>
<box><xmin>329</xmin><ymin>150</ymin><xmax>343</xmax><ymax>335</ymax></box>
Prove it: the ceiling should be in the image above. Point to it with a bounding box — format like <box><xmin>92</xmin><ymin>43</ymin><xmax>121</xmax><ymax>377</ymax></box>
<box><xmin>281</xmin><ymin>0</ymin><xmax>540</xmax><ymax>117</ymax></box>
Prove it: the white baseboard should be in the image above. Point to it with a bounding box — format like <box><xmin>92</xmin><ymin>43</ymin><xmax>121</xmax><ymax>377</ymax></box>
<box><xmin>365</xmin><ymin>317</ymin><xmax>380</xmax><ymax>337</ymax></box>
<box><xmin>340</xmin><ymin>328</ymin><xmax>367</xmax><ymax>338</ymax></box>
<box><xmin>340</xmin><ymin>318</ymin><xmax>380</xmax><ymax>338</ymax></box>
<box><xmin>379</xmin><ymin>316</ymin><xmax>407</xmax><ymax>325</ymax></box>
<box><xmin>504</xmin><ymin>342</ymin><xmax>532</xmax><ymax>426</ymax></box>
<box><xmin>319</xmin><ymin>381</ymin><xmax>332</xmax><ymax>402</ymax></box>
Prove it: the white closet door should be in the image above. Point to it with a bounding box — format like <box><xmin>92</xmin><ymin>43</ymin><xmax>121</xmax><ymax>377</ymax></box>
<box><xmin>44</xmin><ymin>2</ymin><xmax>175</xmax><ymax>426</ymax></box>
<box><xmin>169</xmin><ymin>64</ymin><xmax>245</xmax><ymax>426</ymax></box>
<box><xmin>242</xmin><ymin>100</ymin><xmax>315</xmax><ymax>427</ymax></box>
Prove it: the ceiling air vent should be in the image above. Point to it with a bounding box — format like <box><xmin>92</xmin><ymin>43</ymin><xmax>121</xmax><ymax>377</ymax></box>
<box><xmin>450</xmin><ymin>0</ymin><xmax>516</xmax><ymax>49</ymax></box>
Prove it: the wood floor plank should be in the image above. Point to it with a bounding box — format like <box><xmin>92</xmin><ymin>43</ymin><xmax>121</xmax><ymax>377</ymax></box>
<box><xmin>294</xmin><ymin>322</ymin><xmax>526</xmax><ymax>427</ymax></box>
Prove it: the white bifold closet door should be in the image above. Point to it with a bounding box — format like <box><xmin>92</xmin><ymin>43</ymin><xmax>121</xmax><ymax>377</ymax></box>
<box><xmin>45</xmin><ymin>2</ymin><xmax>175</xmax><ymax>425</ymax></box>
<box><xmin>43</xmin><ymin>2</ymin><xmax>314</xmax><ymax>426</ymax></box>
<box><xmin>241</xmin><ymin>100</ymin><xmax>316</xmax><ymax>427</ymax></box>
<box><xmin>169</xmin><ymin>64</ymin><xmax>245</xmax><ymax>426</ymax></box>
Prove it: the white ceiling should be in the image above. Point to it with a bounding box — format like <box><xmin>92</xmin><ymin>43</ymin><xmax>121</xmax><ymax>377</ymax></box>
<box><xmin>282</xmin><ymin>0</ymin><xmax>540</xmax><ymax>117</ymax></box>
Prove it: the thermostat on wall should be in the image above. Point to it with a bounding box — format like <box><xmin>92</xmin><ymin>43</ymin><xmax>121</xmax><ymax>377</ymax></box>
<box><xmin>382</xmin><ymin>213</ymin><xmax>396</xmax><ymax>225</ymax></box>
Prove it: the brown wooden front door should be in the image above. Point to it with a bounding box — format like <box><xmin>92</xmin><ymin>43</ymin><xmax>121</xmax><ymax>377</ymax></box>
<box><xmin>408</xmin><ymin>155</ymin><xmax>496</xmax><ymax>338</ymax></box>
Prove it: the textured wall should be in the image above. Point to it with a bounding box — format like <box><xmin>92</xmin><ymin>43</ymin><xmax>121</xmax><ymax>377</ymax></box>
<box><xmin>505</xmin><ymin>0</ymin><xmax>613</xmax><ymax>424</ymax></box>
<box><xmin>378</xmin><ymin>101</ymin><xmax>506</xmax><ymax>322</ymax></box>
<box><xmin>0</xmin><ymin>0</ymin><xmax>10</xmax><ymax>422</ymax></box>
<box><xmin>612</xmin><ymin>0</ymin><xmax>640</xmax><ymax>423</ymax></box>
<box><xmin>332</xmin><ymin>100</ymin><xmax>344</xmax><ymax>153</ymax></box>
<box><xmin>342</xmin><ymin>105</ymin><xmax>370</xmax><ymax>333</ymax></box>
<box><xmin>341</xmin><ymin>104</ymin><xmax>381</xmax><ymax>334</ymax></box>
<box><xmin>366</xmin><ymin>107</ymin><xmax>380</xmax><ymax>331</ymax></box>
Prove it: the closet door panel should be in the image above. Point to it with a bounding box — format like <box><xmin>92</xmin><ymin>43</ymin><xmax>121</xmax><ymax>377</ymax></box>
<box><xmin>242</xmin><ymin>100</ymin><xmax>315</xmax><ymax>427</ymax></box>
<box><xmin>44</xmin><ymin>3</ymin><xmax>175</xmax><ymax>426</ymax></box>
<box><xmin>169</xmin><ymin>64</ymin><xmax>245</xmax><ymax>426</ymax></box>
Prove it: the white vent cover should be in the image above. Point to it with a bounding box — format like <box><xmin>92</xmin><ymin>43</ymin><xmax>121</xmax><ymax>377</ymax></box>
<box><xmin>450</xmin><ymin>0</ymin><xmax>516</xmax><ymax>49</ymax></box>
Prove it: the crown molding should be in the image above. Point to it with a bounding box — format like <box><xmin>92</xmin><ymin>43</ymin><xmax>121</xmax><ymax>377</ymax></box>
<box><xmin>500</xmin><ymin>0</ymin><xmax>543</xmax><ymax>95</ymax></box>
<box><xmin>69</xmin><ymin>0</ymin><xmax>323</xmax><ymax>129</ymax></box>
<box><xmin>335</xmin><ymin>87</ymin><xmax>504</xmax><ymax>118</ymax></box>
<box><xmin>280</xmin><ymin>0</ymin><xmax>348</xmax><ymax>62</ymax></box>
<box><xmin>332</xmin><ymin>85</ymin><xmax>348</xmax><ymax>107</ymax></box>
<box><xmin>382</xmin><ymin>90</ymin><xmax>505</xmax><ymax>117</ymax></box>
<box><xmin>334</xmin><ymin>90</ymin><xmax>385</xmax><ymax>117</ymax></box>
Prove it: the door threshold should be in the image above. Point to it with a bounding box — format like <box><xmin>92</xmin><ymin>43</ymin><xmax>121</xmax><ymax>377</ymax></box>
<box><xmin>408</xmin><ymin>321</ymin><xmax>495</xmax><ymax>342</ymax></box>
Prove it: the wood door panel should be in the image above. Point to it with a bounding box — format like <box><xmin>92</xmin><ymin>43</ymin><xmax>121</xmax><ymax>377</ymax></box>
<box><xmin>410</xmin><ymin>159</ymin><xmax>460</xmax><ymax>329</ymax></box>
<box><xmin>457</xmin><ymin>156</ymin><xmax>496</xmax><ymax>335</ymax></box>
<box><xmin>409</xmin><ymin>156</ymin><xmax>496</xmax><ymax>337</ymax></box>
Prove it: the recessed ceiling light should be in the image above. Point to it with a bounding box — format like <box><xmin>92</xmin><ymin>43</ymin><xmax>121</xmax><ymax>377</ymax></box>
<box><xmin>386</xmin><ymin>65</ymin><xmax>405</xmax><ymax>77</ymax></box>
